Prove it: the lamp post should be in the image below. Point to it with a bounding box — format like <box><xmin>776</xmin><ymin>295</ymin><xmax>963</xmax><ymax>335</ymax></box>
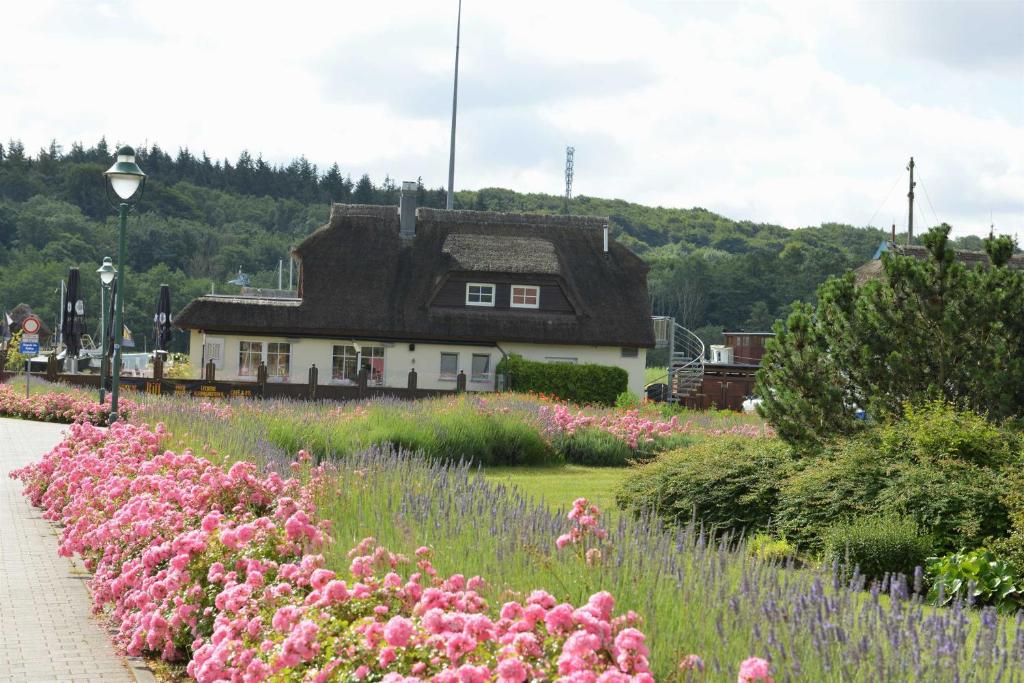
<box><xmin>96</xmin><ymin>257</ymin><xmax>116</xmax><ymax>404</ymax></box>
<box><xmin>103</xmin><ymin>146</ymin><xmax>146</xmax><ymax>423</ymax></box>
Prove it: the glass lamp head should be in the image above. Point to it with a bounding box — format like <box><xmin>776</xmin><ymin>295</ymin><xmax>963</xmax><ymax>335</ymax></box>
<box><xmin>97</xmin><ymin>257</ymin><xmax>116</xmax><ymax>286</ymax></box>
<box><xmin>104</xmin><ymin>145</ymin><xmax>146</xmax><ymax>200</ymax></box>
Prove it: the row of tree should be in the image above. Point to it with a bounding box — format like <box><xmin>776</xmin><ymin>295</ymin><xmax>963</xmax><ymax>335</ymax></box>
<box><xmin>0</xmin><ymin>138</ymin><xmax>997</xmax><ymax>356</ymax></box>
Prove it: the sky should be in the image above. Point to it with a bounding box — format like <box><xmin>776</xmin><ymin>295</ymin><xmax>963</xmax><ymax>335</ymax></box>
<box><xmin>2</xmin><ymin>0</ymin><xmax>1022</xmax><ymax>238</ymax></box>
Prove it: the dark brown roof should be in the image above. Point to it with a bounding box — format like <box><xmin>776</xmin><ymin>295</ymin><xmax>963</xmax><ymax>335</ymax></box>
<box><xmin>176</xmin><ymin>205</ymin><xmax>655</xmax><ymax>347</ymax></box>
<box><xmin>855</xmin><ymin>242</ymin><xmax>1024</xmax><ymax>285</ymax></box>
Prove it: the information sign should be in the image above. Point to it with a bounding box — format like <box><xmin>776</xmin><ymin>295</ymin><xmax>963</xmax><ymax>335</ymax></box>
<box><xmin>22</xmin><ymin>333</ymin><xmax>39</xmax><ymax>344</ymax></box>
<box><xmin>19</xmin><ymin>341</ymin><xmax>39</xmax><ymax>355</ymax></box>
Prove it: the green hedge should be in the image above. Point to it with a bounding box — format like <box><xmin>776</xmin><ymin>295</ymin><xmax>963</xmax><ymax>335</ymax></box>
<box><xmin>822</xmin><ymin>515</ymin><xmax>933</xmax><ymax>582</ymax></box>
<box><xmin>615</xmin><ymin>437</ymin><xmax>793</xmax><ymax>534</ymax></box>
<box><xmin>497</xmin><ymin>354</ymin><xmax>627</xmax><ymax>406</ymax></box>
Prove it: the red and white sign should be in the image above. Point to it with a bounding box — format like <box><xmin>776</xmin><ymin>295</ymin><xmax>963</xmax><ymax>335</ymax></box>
<box><xmin>21</xmin><ymin>316</ymin><xmax>41</xmax><ymax>334</ymax></box>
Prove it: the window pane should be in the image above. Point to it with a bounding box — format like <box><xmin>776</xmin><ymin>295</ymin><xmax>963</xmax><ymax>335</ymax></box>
<box><xmin>471</xmin><ymin>354</ymin><xmax>490</xmax><ymax>381</ymax></box>
<box><xmin>466</xmin><ymin>284</ymin><xmax>494</xmax><ymax>304</ymax></box>
<box><xmin>440</xmin><ymin>353</ymin><xmax>458</xmax><ymax>380</ymax></box>
<box><xmin>267</xmin><ymin>342</ymin><xmax>290</xmax><ymax>381</ymax></box>
<box><xmin>511</xmin><ymin>286</ymin><xmax>539</xmax><ymax>307</ymax></box>
<box><xmin>362</xmin><ymin>345</ymin><xmax>385</xmax><ymax>385</ymax></box>
<box><xmin>238</xmin><ymin>340</ymin><xmax>263</xmax><ymax>377</ymax></box>
<box><xmin>332</xmin><ymin>345</ymin><xmax>357</xmax><ymax>382</ymax></box>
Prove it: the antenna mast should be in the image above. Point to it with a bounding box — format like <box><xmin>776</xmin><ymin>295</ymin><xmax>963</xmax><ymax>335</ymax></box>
<box><xmin>906</xmin><ymin>156</ymin><xmax>915</xmax><ymax>243</ymax></box>
<box><xmin>564</xmin><ymin>146</ymin><xmax>574</xmax><ymax>214</ymax></box>
<box><xmin>446</xmin><ymin>0</ymin><xmax>462</xmax><ymax>210</ymax></box>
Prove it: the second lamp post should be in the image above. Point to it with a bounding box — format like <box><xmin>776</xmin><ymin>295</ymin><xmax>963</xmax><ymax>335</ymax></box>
<box><xmin>96</xmin><ymin>257</ymin><xmax>116</xmax><ymax>404</ymax></box>
<box><xmin>103</xmin><ymin>146</ymin><xmax>146</xmax><ymax>423</ymax></box>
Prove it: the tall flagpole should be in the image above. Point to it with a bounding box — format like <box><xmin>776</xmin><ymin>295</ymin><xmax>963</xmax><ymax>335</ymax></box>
<box><xmin>446</xmin><ymin>0</ymin><xmax>462</xmax><ymax>210</ymax></box>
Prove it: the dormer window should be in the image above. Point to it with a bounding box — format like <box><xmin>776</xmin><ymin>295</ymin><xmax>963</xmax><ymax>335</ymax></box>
<box><xmin>511</xmin><ymin>285</ymin><xmax>540</xmax><ymax>309</ymax></box>
<box><xmin>466</xmin><ymin>283</ymin><xmax>495</xmax><ymax>307</ymax></box>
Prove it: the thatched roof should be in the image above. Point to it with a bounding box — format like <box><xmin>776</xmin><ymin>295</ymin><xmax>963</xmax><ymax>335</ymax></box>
<box><xmin>176</xmin><ymin>205</ymin><xmax>655</xmax><ymax>347</ymax></box>
<box><xmin>854</xmin><ymin>242</ymin><xmax>1024</xmax><ymax>285</ymax></box>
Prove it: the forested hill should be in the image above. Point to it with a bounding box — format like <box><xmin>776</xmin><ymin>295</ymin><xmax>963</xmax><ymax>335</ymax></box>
<box><xmin>0</xmin><ymin>139</ymin><xmax>967</xmax><ymax>354</ymax></box>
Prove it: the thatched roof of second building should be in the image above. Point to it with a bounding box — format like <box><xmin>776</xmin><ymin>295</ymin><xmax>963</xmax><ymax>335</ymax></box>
<box><xmin>176</xmin><ymin>205</ymin><xmax>655</xmax><ymax>348</ymax></box>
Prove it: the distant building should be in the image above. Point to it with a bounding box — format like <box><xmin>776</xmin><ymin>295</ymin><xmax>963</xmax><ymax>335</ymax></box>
<box><xmin>691</xmin><ymin>331</ymin><xmax>773</xmax><ymax>410</ymax></box>
<box><xmin>175</xmin><ymin>185</ymin><xmax>655</xmax><ymax>394</ymax></box>
<box><xmin>854</xmin><ymin>241</ymin><xmax>1024</xmax><ymax>285</ymax></box>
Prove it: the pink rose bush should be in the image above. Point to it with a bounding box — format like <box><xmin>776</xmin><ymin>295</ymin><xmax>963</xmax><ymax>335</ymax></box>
<box><xmin>0</xmin><ymin>383</ymin><xmax>136</xmax><ymax>423</ymax></box>
<box><xmin>539</xmin><ymin>404</ymin><xmax>773</xmax><ymax>451</ymax></box>
<box><xmin>10</xmin><ymin>420</ymin><xmax>660</xmax><ymax>681</ymax></box>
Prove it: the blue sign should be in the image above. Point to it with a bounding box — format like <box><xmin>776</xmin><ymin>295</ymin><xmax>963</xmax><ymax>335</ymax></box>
<box><xmin>19</xmin><ymin>341</ymin><xmax>39</xmax><ymax>355</ymax></box>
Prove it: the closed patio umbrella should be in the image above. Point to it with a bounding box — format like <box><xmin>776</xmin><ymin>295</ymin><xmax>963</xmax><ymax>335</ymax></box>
<box><xmin>154</xmin><ymin>284</ymin><xmax>173</xmax><ymax>351</ymax></box>
<box><xmin>61</xmin><ymin>268</ymin><xmax>86</xmax><ymax>360</ymax></box>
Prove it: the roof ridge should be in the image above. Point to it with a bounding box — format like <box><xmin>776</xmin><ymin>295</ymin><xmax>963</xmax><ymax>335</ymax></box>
<box><xmin>417</xmin><ymin>207</ymin><xmax>608</xmax><ymax>229</ymax></box>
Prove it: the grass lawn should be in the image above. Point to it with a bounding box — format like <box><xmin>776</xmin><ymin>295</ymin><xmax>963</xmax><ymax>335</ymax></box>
<box><xmin>481</xmin><ymin>464</ymin><xmax>630</xmax><ymax>511</ymax></box>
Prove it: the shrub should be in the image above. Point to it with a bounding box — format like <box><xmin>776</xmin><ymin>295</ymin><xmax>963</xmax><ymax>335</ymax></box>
<box><xmin>878</xmin><ymin>401</ymin><xmax>1019</xmax><ymax>468</ymax></box>
<box><xmin>615</xmin><ymin>437</ymin><xmax>792</xmax><ymax>535</ymax></box>
<box><xmin>926</xmin><ymin>548</ymin><xmax>1024</xmax><ymax>611</ymax></box>
<box><xmin>498</xmin><ymin>354</ymin><xmax>627</xmax><ymax>406</ymax></box>
<box><xmin>776</xmin><ymin>414</ymin><xmax>1013</xmax><ymax>552</ymax></box>
<box><xmin>747</xmin><ymin>533</ymin><xmax>797</xmax><ymax>564</ymax></box>
<box><xmin>822</xmin><ymin>515</ymin><xmax>932</xmax><ymax>582</ymax></box>
<box><xmin>615</xmin><ymin>391</ymin><xmax>642</xmax><ymax>409</ymax></box>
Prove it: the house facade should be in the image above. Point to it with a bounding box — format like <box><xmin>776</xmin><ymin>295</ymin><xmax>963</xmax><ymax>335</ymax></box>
<box><xmin>175</xmin><ymin>188</ymin><xmax>654</xmax><ymax>395</ymax></box>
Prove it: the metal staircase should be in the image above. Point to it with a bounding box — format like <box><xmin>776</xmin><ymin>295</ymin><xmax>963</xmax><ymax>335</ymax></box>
<box><xmin>650</xmin><ymin>316</ymin><xmax>706</xmax><ymax>402</ymax></box>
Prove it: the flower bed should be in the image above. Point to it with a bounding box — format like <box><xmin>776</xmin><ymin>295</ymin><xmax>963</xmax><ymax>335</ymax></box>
<box><xmin>9</xmin><ymin>420</ymin><xmax>775</xmax><ymax>682</ymax></box>
<box><xmin>0</xmin><ymin>383</ymin><xmax>135</xmax><ymax>423</ymax></box>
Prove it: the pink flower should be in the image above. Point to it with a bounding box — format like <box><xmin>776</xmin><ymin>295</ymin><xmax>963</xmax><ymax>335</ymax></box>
<box><xmin>384</xmin><ymin>616</ymin><xmax>415</xmax><ymax>647</ymax></box>
<box><xmin>738</xmin><ymin>656</ymin><xmax>774</xmax><ymax>683</ymax></box>
<box><xmin>496</xmin><ymin>657</ymin><xmax>528</xmax><ymax>683</ymax></box>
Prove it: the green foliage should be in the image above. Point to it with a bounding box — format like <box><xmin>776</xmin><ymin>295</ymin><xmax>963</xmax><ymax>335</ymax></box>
<box><xmin>758</xmin><ymin>224</ymin><xmax>1024</xmax><ymax>447</ymax></box>
<box><xmin>615</xmin><ymin>437</ymin><xmax>792</xmax><ymax>534</ymax></box>
<box><xmin>926</xmin><ymin>549</ymin><xmax>1024</xmax><ymax>611</ymax></box>
<box><xmin>497</xmin><ymin>354</ymin><xmax>627</xmax><ymax>406</ymax></box>
<box><xmin>558</xmin><ymin>428</ymin><xmax>636</xmax><ymax>467</ymax></box>
<box><xmin>1</xmin><ymin>138</ymin><xmax>916</xmax><ymax>360</ymax></box>
<box><xmin>263</xmin><ymin>398</ymin><xmax>559</xmax><ymax>468</ymax></box>
<box><xmin>776</xmin><ymin>405</ymin><xmax>1013</xmax><ymax>552</ymax></box>
<box><xmin>822</xmin><ymin>515</ymin><xmax>933</xmax><ymax>582</ymax></box>
<box><xmin>747</xmin><ymin>533</ymin><xmax>797</xmax><ymax>564</ymax></box>
<box><xmin>4</xmin><ymin>330</ymin><xmax>30</xmax><ymax>370</ymax></box>
<box><xmin>614</xmin><ymin>391</ymin><xmax>641</xmax><ymax>409</ymax></box>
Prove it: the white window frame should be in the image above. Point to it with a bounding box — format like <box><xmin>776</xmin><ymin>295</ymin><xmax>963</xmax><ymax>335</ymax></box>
<box><xmin>332</xmin><ymin>344</ymin><xmax>386</xmax><ymax>386</ymax></box>
<box><xmin>465</xmin><ymin>283</ymin><xmax>496</xmax><ymax>307</ymax></box>
<box><xmin>510</xmin><ymin>285</ymin><xmax>540</xmax><ymax>309</ymax></box>
<box><xmin>545</xmin><ymin>357</ymin><xmax>578</xmax><ymax>364</ymax></box>
<box><xmin>471</xmin><ymin>353</ymin><xmax>491</xmax><ymax>382</ymax></box>
<box><xmin>238</xmin><ymin>340</ymin><xmax>264</xmax><ymax>378</ymax></box>
<box><xmin>238</xmin><ymin>340</ymin><xmax>291</xmax><ymax>382</ymax></box>
<box><xmin>266</xmin><ymin>342</ymin><xmax>291</xmax><ymax>383</ymax></box>
<box><xmin>440</xmin><ymin>352</ymin><xmax>459</xmax><ymax>381</ymax></box>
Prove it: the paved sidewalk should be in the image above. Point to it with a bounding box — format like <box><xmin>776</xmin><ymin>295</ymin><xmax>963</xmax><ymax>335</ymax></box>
<box><xmin>0</xmin><ymin>418</ymin><xmax>135</xmax><ymax>682</ymax></box>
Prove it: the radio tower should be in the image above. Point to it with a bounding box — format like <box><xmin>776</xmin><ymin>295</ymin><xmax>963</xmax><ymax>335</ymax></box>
<box><xmin>564</xmin><ymin>146</ymin><xmax>575</xmax><ymax>214</ymax></box>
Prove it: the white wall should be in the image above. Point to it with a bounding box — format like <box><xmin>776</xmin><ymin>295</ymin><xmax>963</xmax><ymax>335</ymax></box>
<box><xmin>187</xmin><ymin>331</ymin><xmax>648</xmax><ymax>395</ymax></box>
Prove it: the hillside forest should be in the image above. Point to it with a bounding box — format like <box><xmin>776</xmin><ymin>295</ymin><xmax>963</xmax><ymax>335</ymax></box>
<box><xmin>0</xmin><ymin>139</ymin><xmax>986</xmax><ymax>357</ymax></box>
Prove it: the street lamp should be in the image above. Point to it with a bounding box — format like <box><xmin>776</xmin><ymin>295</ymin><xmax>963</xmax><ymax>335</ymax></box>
<box><xmin>96</xmin><ymin>257</ymin><xmax>116</xmax><ymax>404</ymax></box>
<box><xmin>103</xmin><ymin>146</ymin><xmax>146</xmax><ymax>423</ymax></box>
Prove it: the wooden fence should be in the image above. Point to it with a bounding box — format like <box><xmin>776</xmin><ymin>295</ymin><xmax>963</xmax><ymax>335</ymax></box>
<box><xmin>1</xmin><ymin>352</ymin><xmax>461</xmax><ymax>402</ymax></box>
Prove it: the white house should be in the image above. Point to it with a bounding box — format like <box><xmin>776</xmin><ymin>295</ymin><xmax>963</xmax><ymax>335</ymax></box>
<box><xmin>175</xmin><ymin>187</ymin><xmax>654</xmax><ymax>395</ymax></box>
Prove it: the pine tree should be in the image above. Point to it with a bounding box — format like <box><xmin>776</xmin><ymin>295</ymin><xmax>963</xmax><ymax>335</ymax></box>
<box><xmin>757</xmin><ymin>224</ymin><xmax>1024</xmax><ymax>449</ymax></box>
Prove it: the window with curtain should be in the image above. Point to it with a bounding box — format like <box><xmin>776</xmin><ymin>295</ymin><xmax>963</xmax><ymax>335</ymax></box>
<box><xmin>266</xmin><ymin>342</ymin><xmax>290</xmax><ymax>382</ymax></box>
<box><xmin>510</xmin><ymin>285</ymin><xmax>540</xmax><ymax>308</ymax></box>
<box><xmin>333</xmin><ymin>344</ymin><xmax>386</xmax><ymax>385</ymax></box>
<box><xmin>238</xmin><ymin>340</ymin><xmax>263</xmax><ymax>377</ymax></box>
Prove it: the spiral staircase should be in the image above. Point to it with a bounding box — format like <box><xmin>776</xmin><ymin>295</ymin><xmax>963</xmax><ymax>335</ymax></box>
<box><xmin>649</xmin><ymin>316</ymin><xmax>705</xmax><ymax>403</ymax></box>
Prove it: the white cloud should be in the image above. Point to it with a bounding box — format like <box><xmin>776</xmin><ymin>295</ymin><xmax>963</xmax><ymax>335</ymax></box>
<box><xmin>0</xmin><ymin>0</ymin><xmax>1020</xmax><ymax>237</ymax></box>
